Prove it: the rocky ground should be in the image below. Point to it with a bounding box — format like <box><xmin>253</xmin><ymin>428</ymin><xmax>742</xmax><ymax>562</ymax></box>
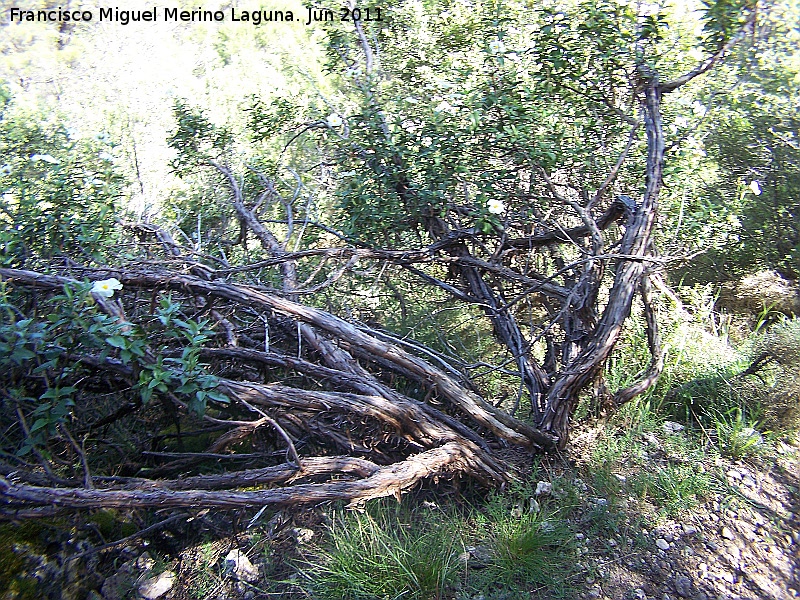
<box><xmin>580</xmin><ymin>447</ymin><xmax>799</xmax><ymax>600</ymax></box>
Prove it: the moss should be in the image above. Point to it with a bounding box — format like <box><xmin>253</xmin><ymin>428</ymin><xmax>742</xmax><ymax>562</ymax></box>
<box><xmin>88</xmin><ymin>509</ymin><xmax>138</xmax><ymax>540</ymax></box>
<box><xmin>0</xmin><ymin>523</ymin><xmax>47</xmax><ymax>600</ymax></box>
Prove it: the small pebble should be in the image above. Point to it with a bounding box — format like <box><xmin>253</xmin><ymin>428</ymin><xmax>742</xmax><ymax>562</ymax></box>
<box><xmin>683</xmin><ymin>524</ymin><xmax>698</xmax><ymax>536</ymax></box>
<box><xmin>656</xmin><ymin>538</ymin><xmax>670</xmax><ymax>550</ymax></box>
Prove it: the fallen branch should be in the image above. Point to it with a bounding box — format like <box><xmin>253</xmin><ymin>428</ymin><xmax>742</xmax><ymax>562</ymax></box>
<box><xmin>0</xmin><ymin>442</ymin><xmax>474</xmax><ymax>512</ymax></box>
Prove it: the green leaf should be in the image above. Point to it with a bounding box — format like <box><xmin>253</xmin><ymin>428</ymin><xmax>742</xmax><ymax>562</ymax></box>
<box><xmin>30</xmin><ymin>418</ymin><xmax>50</xmax><ymax>433</ymax></box>
<box><xmin>207</xmin><ymin>389</ymin><xmax>230</xmax><ymax>404</ymax></box>
<box><xmin>105</xmin><ymin>335</ymin><xmax>127</xmax><ymax>349</ymax></box>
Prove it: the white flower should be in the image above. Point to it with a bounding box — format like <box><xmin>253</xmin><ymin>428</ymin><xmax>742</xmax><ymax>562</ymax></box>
<box><xmin>99</xmin><ymin>152</ymin><xmax>115</xmax><ymax>162</ymax></box>
<box><xmin>95</xmin><ymin>132</ymin><xmax>111</xmax><ymax>143</ymax></box>
<box><xmin>326</xmin><ymin>113</ymin><xmax>343</xmax><ymax>128</ymax></box>
<box><xmin>689</xmin><ymin>47</ymin><xmax>706</xmax><ymax>62</ymax></box>
<box><xmin>421</xmin><ymin>136</ymin><xmax>433</xmax><ymax>147</ymax></box>
<box><xmin>692</xmin><ymin>101</ymin><xmax>707</xmax><ymax>117</ymax></box>
<box><xmin>675</xmin><ymin>116</ymin><xmax>689</xmax><ymax>128</ymax></box>
<box><xmin>489</xmin><ymin>39</ymin><xmax>506</xmax><ymax>54</ymax></box>
<box><xmin>0</xmin><ymin>164</ymin><xmax>11</xmax><ymax>176</ymax></box>
<box><xmin>91</xmin><ymin>278</ymin><xmax>123</xmax><ymax>298</ymax></box>
<box><xmin>487</xmin><ymin>199</ymin><xmax>505</xmax><ymax>214</ymax></box>
<box><xmin>749</xmin><ymin>180</ymin><xmax>762</xmax><ymax>195</ymax></box>
<box><xmin>30</xmin><ymin>154</ymin><xmax>59</xmax><ymax>164</ymax></box>
<box><xmin>434</xmin><ymin>101</ymin><xmax>455</xmax><ymax>114</ymax></box>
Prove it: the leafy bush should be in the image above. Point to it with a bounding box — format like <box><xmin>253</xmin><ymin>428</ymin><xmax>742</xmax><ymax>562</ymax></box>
<box><xmin>0</xmin><ymin>97</ymin><xmax>124</xmax><ymax>266</ymax></box>
<box><xmin>753</xmin><ymin>318</ymin><xmax>800</xmax><ymax>432</ymax></box>
<box><xmin>0</xmin><ymin>281</ymin><xmax>228</xmax><ymax>459</ymax></box>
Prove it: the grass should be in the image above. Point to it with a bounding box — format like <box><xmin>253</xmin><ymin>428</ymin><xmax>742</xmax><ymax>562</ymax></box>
<box><xmin>300</xmin><ymin>501</ymin><xmax>465</xmax><ymax>600</ymax></box>
<box><xmin>298</xmin><ymin>489</ymin><xmax>580</xmax><ymax>600</ymax></box>
<box><xmin>627</xmin><ymin>463</ymin><xmax>713</xmax><ymax>516</ymax></box>
<box><xmin>713</xmin><ymin>407</ymin><xmax>769</xmax><ymax>460</ymax></box>
<box><xmin>476</xmin><ymin>491</ymin><xmax>576</xmax><ymax>598</ymax></box>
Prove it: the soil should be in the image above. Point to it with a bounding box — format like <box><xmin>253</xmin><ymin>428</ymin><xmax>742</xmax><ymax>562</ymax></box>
<box><xmin>570</xmin><ymin>441</ymin><xmax>799</xmax><ymax>600</ymax></box>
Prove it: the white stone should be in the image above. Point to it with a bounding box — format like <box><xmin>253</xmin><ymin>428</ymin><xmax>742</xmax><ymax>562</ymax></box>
<box><xmin>224</xmin><ymin>549</ymin><xmax>259</xmax><ymax>583</ymax></box>
<box><xmin>137</xmin><ymin>571</ymin><xmax>175</xmax><ymax>600</ymax></box>
<box><xmin>721</xmin><ymin>527</ymin><xmax>735</xmax><ymax>540</ymax></box>
<box><xmin>662</xmin><ymin>421</ymin><xmax>685</xmax><ymax>434</ymax></box>
<box><xmin>293</xmin><ymin>528</ymin><xmax>315</xmax><ymax>544</ymax></box>
<box><xmin>535</xmin><ymin>481</ymin><xmax>552</xmax><ymax>496</ymax></box>
<box><xmin>656</xmin><ymin>538</ymin><xmax>670</xmax><ymax>550</ymax></box>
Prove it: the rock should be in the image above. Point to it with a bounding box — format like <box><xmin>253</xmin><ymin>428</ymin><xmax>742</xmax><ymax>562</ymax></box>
<box><xmin>721</xmin><ymin>527</ymin><xmax>735</xmax><ymax>540</ymax></box>
<box><xmin>663</xmin><ymin>421</ymin><xmax>685</xmax><ymax>434</ymax></box>
<box><xmin>738</xmin><ymin>427</ymin><xmax>764</xmax><ymax>445</ymax></box>
<box><xmin>138</xmin><ymin>571</ymin><xmax>175</xmax><ymax>600</ymax></box>
<box><xmin>529</xmin><ymin>498</ymin><xmax>540</xmax><ymax>513</ymax></box>
<box><xmin>293</xmin><ymin>527</ymin><xmax>315</xmax><ymax>544</ymax></box>
<box><xmin>674</xmin><ymin>574</ymin><xmax>692</xmax><ymax>597</ymax></box>
<box><xmin>682</xmin><ymin>524</ymin><xmax>698</xmax><ymax>536</ymax></box>
<box><xmin>535</xmin><ymin>481</ymin><xmax>552</xmax><ymax>496</ymax></box>
<box><xmin>656</xmin><ymin>538</ymin><xmax>670</xmax><ymax>551</ymax></box>
<box><xmin>102</xmin><ymin>553</ymin><xmax>154</xmax><ymax>600</ymax></box>
<box><xmin>717</xmin><ymin>270</ymin><xmax>800</xmax><ymax>316</ymax></box>
<box><xmin>719</xmin><ymin>570</ymin><xmax>736</xmax><ymax>584</ymax></box>
<box><xmin>644</xmin><ymin>432</ymin><xmax>662</xmax><ymax>447</ymax></box>
<box><xmin>223</xmin><ymin>549</ymin><xmax>259</xmax><ymax>583</ymax></box>
<box><xmin>459</xmin><ymin>545</ymin><xmax>492</xmax><ymax>569</ymax></box>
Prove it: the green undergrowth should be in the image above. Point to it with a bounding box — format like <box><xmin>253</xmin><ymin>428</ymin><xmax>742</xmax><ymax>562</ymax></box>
<box><xmin>296</xmin><ymin>488</ymin><xmax>581</xmax><ymax>600</ymax></box>
<box><xmin>297</xmin><ymin>375</ymin><xmax>796</xmax><ymax>600</ymax></box>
